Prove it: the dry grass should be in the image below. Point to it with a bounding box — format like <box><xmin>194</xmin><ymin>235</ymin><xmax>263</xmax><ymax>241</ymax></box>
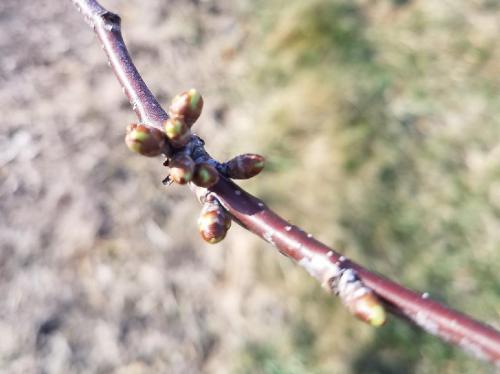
<box><xmin>2</xmin><ymin>0</ymin><xmax>500</xmax><ymax>373</ymax></box>
<box><xmin>233</xmin><ymin>0</ymin><xmax>500</xmax><ymax>372</ymax></box>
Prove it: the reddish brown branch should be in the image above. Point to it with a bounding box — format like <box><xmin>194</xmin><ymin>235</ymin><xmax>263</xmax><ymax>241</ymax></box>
<box><xmin>211</xmin><ymin>179</ymin><xmax>500</xmax><ymax>363</ymax></box>
<box><xmin>71</xmin><ymin>0</ymin><xmax>168</xmax><ymax>129</ymax></box>
<box><xmin>71</xmin><ymin>0</ymin><xmax>500</xmax><ymax>365</ymax></box>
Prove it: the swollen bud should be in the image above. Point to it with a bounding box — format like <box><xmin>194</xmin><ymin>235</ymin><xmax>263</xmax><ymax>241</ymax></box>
<box><xmin>335</xmin><ymin>269</ymin><xmax>386</xmax><ymax>327</ymax></box>
<box><xmin>125</xmin><ymin>123</ymin><xmax>167</xmax><ymax>157</ymax></box>
<box><xmin>226</xmin><ymin>153</ymin><xmax>265</xmax><ymax>179</ymax></box>
<box><xmin>193</xmin><ymin>162</ymin><xmax>219</xmax><ymax>188</ymax></box>
<box><xmin>344</xmin><ymin>289</ymin><xmax>386</xmax><ymax>327</ymax></box>
<box><xmin>169</xmin><ymin>89</ymin><xmax>204</xmax><ymax>127</ymax></box>
<box><xmin>169</xmin><ymin>154</ymin><xmax>195</xmax><ymax>185</ymax></box>
<box><xmin>198</xmin><ymin>199</ymin><xmax>231</xmax><ymax>244</ymax></box>
<box><xmin>164</xmin><ymin>117</ymin><xmax>191</xmax><ymax>148</ymax></box>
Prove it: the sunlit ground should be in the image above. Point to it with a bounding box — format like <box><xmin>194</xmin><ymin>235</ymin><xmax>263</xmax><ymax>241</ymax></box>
<box><xmin>1</xmin><ymin>0</ymin><xmax>499</xmax><ymax>373</ymax></box>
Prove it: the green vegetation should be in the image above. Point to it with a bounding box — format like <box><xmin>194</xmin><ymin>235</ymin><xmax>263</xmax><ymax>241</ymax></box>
<box><xmin>235</xmin><ymin>0</ymin><xmax>500</xmax><ymax>372</ymax></box>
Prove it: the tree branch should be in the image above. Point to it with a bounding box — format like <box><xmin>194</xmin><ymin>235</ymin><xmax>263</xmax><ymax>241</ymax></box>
<box><xmin>70</xmin><ymin>0</ymin><xmax>500</xmax><ymax>365</ymax></box>
<box><xmin>71</xmin><ymin>0</ymin><xmax>168</xmax><ymax>129</ymax></box>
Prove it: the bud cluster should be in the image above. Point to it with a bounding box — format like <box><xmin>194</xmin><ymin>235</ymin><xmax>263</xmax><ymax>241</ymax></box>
<box><xmin>165</xmin><ymin>156</ymin><xmax>219</xmax><ymax>188</ymax></box>
<box><xmin>198</xmin><ymin>197</ymin><xmax>231</xmax><ymax>244</ymax></box>
<box><xmin>125</xmin><ymin>88</ymin><xmax>204</xmax><ymax>155</ymax></box>
<box><xmin>124</xmin><ymin>89</ymin><xmax>265</xmax><ymax>246</ymax></box>
<box><xmin>331</xmin><ymin>268</ymin><xmax>386</xmax><ymax>327</ymax></box>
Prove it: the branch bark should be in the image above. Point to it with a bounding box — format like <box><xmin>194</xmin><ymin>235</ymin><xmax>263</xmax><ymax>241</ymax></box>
<box><xmin>71</xmin><ymin>0</ymin><xmax>168</xmax><ymax>129</ymax></box>
<box><xmin>71</xmin><ymin>0</ymin><xmax>500</xmax><ymax>365</ymax></box>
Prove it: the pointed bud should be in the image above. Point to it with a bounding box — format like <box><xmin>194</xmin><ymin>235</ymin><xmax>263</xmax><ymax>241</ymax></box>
<box><xmin>164</xmin><ymin>117</ymin><xmax>191</xmax><ymax>148</ymax></box>
<box><xmin>335</xmin><ymin>269</ymin><xmax>386</xmax><ymax>327</ymax></box>
<box><xmin>169</xmin><ymin>154</ymin><xmax>195</xmax><ymax>185</ymax></box>
<box><xmin>198</xmin><ymin>199</ymin><xmax>231</xmax><ymax>244</ymax></box>
<box><xmin>169</xmin><ymin>89</ymin><xmax>204</xmax><ymax>127</ymax></box>
<box><xmin>125</xmin><ymin>123</ymin><xmax>167</xmax><ymax>157</ymax></box>
<box><xmin>345</xmin><ymin>289</ymin><xmax>386</xmax><ymax>327</ymax></box>
<box><xmin>226</xmin><ymin>153</ymin><xmax>265</xmax><ymax>179</ymax></box>
<box><xmin>193</xmin><ymin>162</ymin><xmax>219</xmax><ymax>188</ymax></box>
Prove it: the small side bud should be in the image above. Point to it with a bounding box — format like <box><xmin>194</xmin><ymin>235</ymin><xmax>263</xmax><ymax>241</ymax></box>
<box><xmin>169</xmin><ymin>154</ymin><xmax>195</xmax><ymax>185</ymax></box>
<box><xmin>198</xmin><ymin>199</ymin><xmax>231</xmax><ymax>244</ymax></box>
<box><xmin>164</xmin><ymin>117</ymin><xmax>191</xmax><ymax>148</ymax></box>
<box><xmin>125</xmin><ymin>123</ymin><xmax>166</xmax><ymax>157</ymax></box>
<box><xmin>169</xmin><ymin>89</ymin><xmax>204</xmax><ymax>127</ymax></box>
<box><xmin>334</xmin><ymin>269</ymin><xmax>387</xmax><ymax>327</ymax></box>
<box><xmin>345</xmin><ymin>289</ymin><xmax>386</xmax><ymax>327</ymax></box>
<box><xmin>226</xmin><ymin>153</ymin><xmax>265</xmax><ymax>179</ymax></box>
<box><xmin>193</xmin><ymin>162</ymin><xmax>220</xmax><ymax>188</ymax></box>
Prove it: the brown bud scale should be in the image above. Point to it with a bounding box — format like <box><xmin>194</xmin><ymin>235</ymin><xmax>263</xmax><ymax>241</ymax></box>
<box><xmin>164</xmin><ymin>117</ymin><xmax>191</xmax><ymax>148</ymax></box>
<box><xmin>226</xmin><ymin>153</ymin><xmax>265</xmax><ymax>179</ymax></box>
<box><xmin>169</xmin><ymin>89</ymin><xmax>204</xmax><ymax>127</ymax></box>
<box><xmin>334</xmin><ymin>269</ymin><xmax>386</xmax><ymax>327</ymax></box>
<box><xmin>193</xmin><ymin>162</ymin><xmax>220</xmax><ymax>188</ymax></box>
<box><xmin>345</xmin><ymin>290</ymin><xmax>386</xmax><ymax>327</ymax></box>
<box><xmin>125</xmin><ymin>123</ymin><xmax>167</xmax><ymax>157</ymax></box>
<box><xmin>198</xmin><ymin>199</ymin><xmax>231</xmax><ymax>244</ymax></box>
<box><xmin>169</xmin><ymin>154</ymin><xmax>195</xmax><ymax>185</ymax></box>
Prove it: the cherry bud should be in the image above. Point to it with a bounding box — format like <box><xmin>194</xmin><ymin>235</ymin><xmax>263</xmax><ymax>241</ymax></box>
<box><xmin>334</xmin><ymin>269</ymin><xmax>386</xmax><ymax>327</ymax></box>
<box><xmin>226</xmin><ymin>153</ymin><xmax>265</xmax><ymax>179</ymax></box>
<box><xmin>169</xmin><ymin>89</ymin><xmax>204</xmax><ymax>127</ymax></box>
<box><xmin>198</xmin><ymin>199</ymin><xmax>231</xmax><ymax>244</ymax></box>
<box><xmin>164</xmin><ymin>117</ymin><xmax>191</xmax><ymax>148</ymax></box>
<box><xmin>125</xmin><ymin>123</ymin><xmax>166</xmax><ymax>157</ymax></box>
<box><xmin>193</xmin><ymin>162</ymin><xmax>219</xmax><ymax>188</ymax></box>
<box><xmin>344</xmin><ymin>289</ymin><xmax>386</xmax><ymax>327</ymax></box>
<box><xmin>169</xmin><ymin>154</ymin><xmax>195</xmax><ymax>185</ymax></box>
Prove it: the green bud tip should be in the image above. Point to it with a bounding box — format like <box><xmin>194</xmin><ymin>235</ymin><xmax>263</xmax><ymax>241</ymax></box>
<box><xmin>368</xmin><ymin>305</ymin><xmax>386</xmax><ymax>327</ymax></box>
<box><xmin>125</xmin><ymin>123</ymin><xmax>166</xmax><ymax>157</ymax></box>
<box><xmin>198</xmin><ymin>168</ymin><xmax>211</xmax><ymax>182</ymax></box>
<box><xmin>131</xmin><ymin>131</ymin><xmax>149</xmax><ymax>142</ymax></box>
<box><xmin>188</xmin><ymin>89</ymin><xmax>201</xmax><ymax>110</ymax></box>
<box><xmin>165</xmin><ymin>118</ymin><xmax>184</xmax><ymax>137</ymax></box>
<box><xmin>129</xmin><ymin>142</ymin><xmax>142</xmax><ymax>153</ymax></box>
<box><xmin>254</xmin><ymin>160</ymin><xmax>265</xmax><ymax>169</ymax></box>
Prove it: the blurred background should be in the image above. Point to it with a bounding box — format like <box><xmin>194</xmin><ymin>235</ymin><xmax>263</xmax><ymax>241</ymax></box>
<box><xmin>1</xmin><ymin>0</ymin><xmax>499</xmax><ymax>373</ymax></box>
